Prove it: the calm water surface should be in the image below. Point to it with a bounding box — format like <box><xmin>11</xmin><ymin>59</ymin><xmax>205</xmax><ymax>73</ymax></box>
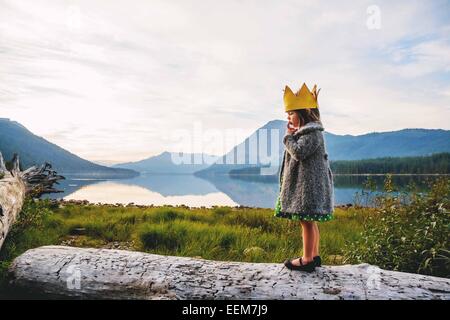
<box><xmin>42</xmin><ymin>173</ymin><xmax>447</xmax><ymax>208</ymax></box>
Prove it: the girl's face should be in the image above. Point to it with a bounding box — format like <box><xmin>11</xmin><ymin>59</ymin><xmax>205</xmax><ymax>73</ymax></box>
<box><xmin>286</xmin><ymin>111</ymin><xmax>300</xmax><ymax>128</ymax></box>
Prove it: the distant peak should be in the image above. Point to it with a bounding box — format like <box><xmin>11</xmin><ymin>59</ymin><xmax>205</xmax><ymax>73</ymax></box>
<box><xmin>261</xmin><ymin>119</ymin><xmax>286</xmax><ymax>129</ymax></box>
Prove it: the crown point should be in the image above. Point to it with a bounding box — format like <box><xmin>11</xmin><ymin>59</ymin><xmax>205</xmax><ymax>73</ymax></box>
<box><xmin>284</xmin><ymin>85</ymin><xmax>294</xmax><ymax>95</ymax></box>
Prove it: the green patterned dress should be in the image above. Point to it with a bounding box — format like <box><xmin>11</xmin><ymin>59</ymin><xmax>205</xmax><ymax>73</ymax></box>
<box><xmin>273</xmin><ymin>194</ymin><xmax>333</xmax><ymax>222</ymax></box>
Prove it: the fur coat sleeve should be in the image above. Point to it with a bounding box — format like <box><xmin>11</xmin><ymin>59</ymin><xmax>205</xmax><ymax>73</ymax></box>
<box><xmin>283</xmin><ymin>129</ymin><xmax>321</xmax><ymax>161</ymax></box>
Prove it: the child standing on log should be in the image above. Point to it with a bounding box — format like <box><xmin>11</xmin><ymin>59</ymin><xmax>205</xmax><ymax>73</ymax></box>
<box><xmin>274</xmin><ymin>83</ymin><xmax>335</xmax><ymax>272</ymax></box>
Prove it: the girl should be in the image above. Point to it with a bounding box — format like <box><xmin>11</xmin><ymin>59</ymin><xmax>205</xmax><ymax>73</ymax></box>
<box><xmin>274</xmin><ymin>83</ymin><xmax>334</xmax><ymax>273</ymax></box>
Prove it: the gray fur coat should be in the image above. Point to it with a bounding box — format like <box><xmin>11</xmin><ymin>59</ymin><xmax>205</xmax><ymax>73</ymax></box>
<box><xmin>278</xmin><ymin>121</ymin><xmax>334</xmax><ymax>218</ymax></box>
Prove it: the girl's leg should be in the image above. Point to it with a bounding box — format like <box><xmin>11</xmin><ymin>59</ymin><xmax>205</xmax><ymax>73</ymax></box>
<box><xmin>292</xmin><ymin>221</ymin><xmax>315</xmax><ymax>266</ymax></box>
<box><xmin>313</xmin><ymin>222</ymin><xmax>320</xmax><ymax>257</ymax></box>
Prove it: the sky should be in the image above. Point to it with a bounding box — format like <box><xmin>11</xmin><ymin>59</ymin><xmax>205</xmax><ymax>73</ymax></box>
<box><xmin>0</xmin><ymin>0</ymin><xmax>449</xmax><ymax>164</ymax></box>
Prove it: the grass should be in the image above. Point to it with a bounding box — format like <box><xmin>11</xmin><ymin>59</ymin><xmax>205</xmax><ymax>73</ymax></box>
<box><xmin>2</xmin><ymin>175</ymin><xmax>448</xmax><ymax>298</ymax></box>
<box><xmin>0</xmin><ymin>199</ymin><xmax>368</xmax><ymax>294</ymax></box>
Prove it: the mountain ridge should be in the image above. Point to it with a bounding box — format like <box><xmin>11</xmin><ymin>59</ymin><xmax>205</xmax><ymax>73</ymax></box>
<box><xmin>0</xmin><ymin>118</ymin><xmax>139</xmax><ymax>178</ymax></box>
<box><xmin>195</xmin><ymin>120</ymin><xmax>450</xmax><ymax>176</ymax></box>
<box><xmin>113</xmin><ymin>151</ymin><xmax>219</xmax><ymax>174</ymax></box>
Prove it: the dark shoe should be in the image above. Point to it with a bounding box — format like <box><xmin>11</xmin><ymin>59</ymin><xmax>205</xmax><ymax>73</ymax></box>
<box><xmin>284</xmin><ymin>257</ymin><xmax>316</xmax><ymax>273</ymax></box>
<box><xmin>313</xmin><ymin>256</ymin><xmax>322</xmax><ymax>267</ymax></box>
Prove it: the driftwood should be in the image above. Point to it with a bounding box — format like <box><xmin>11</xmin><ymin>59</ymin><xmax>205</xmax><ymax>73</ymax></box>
<box><xmin>0</xmin><ymin>153</ymin><xmax>26</xmax><ymax>250</ymax></box>
<box><xmin>7</xmin><ymin>245</ymin><xmax>450</xmax><ymax>300</ymax></box>
<box><xmin>0</xmin><ymin>152</ymin><xmax>64</xmax><ymax>250</ymax></box>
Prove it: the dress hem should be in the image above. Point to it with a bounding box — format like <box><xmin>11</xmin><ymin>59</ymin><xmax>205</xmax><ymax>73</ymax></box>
<box><xmin>273</xmin><ymin>211</ymin><xmax>334</xmax><ymax>222</ymax></box>
<box><xmin>274</xmin><ymin>196</ymin><xmax>334</xmax><ymax>222</ymax></box>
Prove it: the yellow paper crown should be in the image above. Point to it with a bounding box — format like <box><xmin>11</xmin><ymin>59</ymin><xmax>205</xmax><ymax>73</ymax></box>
<box><xmin>283</xmin><ymin>83</ymin><xmax>320</xmax><ymax>112</ymax></box>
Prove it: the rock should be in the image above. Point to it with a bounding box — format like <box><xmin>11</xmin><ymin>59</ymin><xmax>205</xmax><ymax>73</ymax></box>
<box><xmin>70</xmin><ymin>228</ymin><xmax>86</xmax><ymax>236</ymax></box>
<box><xmin>7</xmin><ymin>245</ymin><xmax>450</xmax><ymax>300</ymax></box>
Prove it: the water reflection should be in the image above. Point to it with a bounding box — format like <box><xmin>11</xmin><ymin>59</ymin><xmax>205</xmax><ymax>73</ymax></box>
<box><xmin>63</xmin><ymin>181</ymin><xmax>238</xmax><ymax>207</ymax></box>
<box><xmin>42</xmin><ymin>173</ymin><xmax>447</xmax><ymax>208</ymax></box>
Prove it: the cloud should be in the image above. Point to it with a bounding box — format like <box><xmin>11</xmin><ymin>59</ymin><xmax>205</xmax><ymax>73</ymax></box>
<box><xmin>0</xmin><ymin>0</ymin><xmax>449</xmax><ymax>162</ymax></box>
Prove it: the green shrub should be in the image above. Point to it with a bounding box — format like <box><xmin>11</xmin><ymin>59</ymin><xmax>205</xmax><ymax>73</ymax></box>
<box><xmin>0</xmin><ymin>198</ymin><xmax>57</xmax><ymax>293</ymax></box>
<box><xmin>138</xmin><ymin>223</ymin><xmax>188</xmax><ymax>250</ymax></box>
<box><xmin>218</xmin><ymin>231</ymin><xmax>237</xmax><ymax>249</ymax></box>
<box><xmin>344</xmin><ymin>176</ymin><xmax>450</xmax><ymax>278</ymax></box>
<box><xmin>150</xmin><ymin>208</ymin><xmax>185</xmax><ymax>222</ymax></box>
<box><xmin>44</xmin><ymin>214</ymin><xmax>66</xmax><ymax>229</ymax></box>
<box><xmin>212</xmin><ymin>206</ymin><xmax>231</xmax><ymax>217</ymax></box>
<box><xmin>223</xmin><ymin>210</ymin><xmax>279</xmax><ymax>233</ymax></box>
<box><xmin>10</xmin><ymin>198</ymin><xmax>52</xmax><ymax>232</ymax></box>
<box><xmin>117</xmin><ymin>213</ymin><xmax>138</xmax><ymax>225</ymax></box>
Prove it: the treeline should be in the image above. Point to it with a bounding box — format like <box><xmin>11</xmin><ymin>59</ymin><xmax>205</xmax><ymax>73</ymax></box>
<box><xmin>330</xmin><ymin>152</ymin><xmax>450</xmax><ymax>174</ymax></box>
<box><xmin>230</xmin><ymin>152</ymin><xmax>450</xmax><ymax>176</ymax></box>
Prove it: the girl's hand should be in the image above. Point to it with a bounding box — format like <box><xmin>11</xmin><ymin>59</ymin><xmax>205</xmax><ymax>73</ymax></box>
<box><xmin>286</xmin><ymin>122</ymin><xmax>297</xmax><ymax>134</ymax></box>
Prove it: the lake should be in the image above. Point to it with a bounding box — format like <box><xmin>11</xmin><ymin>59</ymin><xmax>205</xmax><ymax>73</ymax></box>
<box><xmin>41</xmin><ymin>173</ymin><xmax>448</xmax><ymax>208</ymax></box>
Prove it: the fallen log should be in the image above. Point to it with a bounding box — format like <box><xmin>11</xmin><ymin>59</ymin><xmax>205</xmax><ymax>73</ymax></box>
<box><xmin>0</xmin><ymin>153</ymin><xmax>26</xmax><ymax>250</ymax></box>
<box><xmin>0</xmin><ymin>152</ymin><xmax>64</xmax><ymax>250</ymax></box>
<box><xmin>7</xmin><ymin>245</ymin><xmax>450</xmax><ymax>300</ymax></box>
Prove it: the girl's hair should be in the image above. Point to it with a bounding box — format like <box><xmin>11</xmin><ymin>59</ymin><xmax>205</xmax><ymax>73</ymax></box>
<box><xmin>294</xmin><ymin>108</ymin><xmax>322</xmax><ymax>128</ymax></box>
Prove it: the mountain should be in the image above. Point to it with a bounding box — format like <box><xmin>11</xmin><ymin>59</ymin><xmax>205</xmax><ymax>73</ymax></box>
<box><xmin>195</xmin><ymin>120</ymin><xmax>450</xmax><ymax>176</ymax></box>
<box><xmin>3</xmin><ymin>116</ymin><xmax>447</xmax><ymax>178</ymax></box>
<box><xmin>194</xmin><ymin>119</ymin><xmax>284</xmax><ymax>177</ymax></box>
<box><xmin>113</xmin><ymin>151</ymin><xmax>219</xmax><ymax>174</ymax></box>
<box><xmin>0</xmin><ymin>118</ymin><xmax>138</xmax><ymax>178</ymax></box>
<box><xmin>325</xmin><ymin>128</ymin><xmax>450</xmax><ymax>160</ymax></box>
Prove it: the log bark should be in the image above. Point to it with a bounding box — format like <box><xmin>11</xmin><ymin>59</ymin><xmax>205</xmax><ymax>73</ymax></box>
<box><xmin>0</xmin><ymin>154</ymin><xmax>26</xmax><ymax>250</ymax></box>
<box><xmin>7</xmin><ymin>245</ymin><xmax>450</xmax><ymax>300</ymax></box>
<box><xmin>0</xmin><ymin>173</ymin><xmax>25</xmax><ymax>250</ymax></box>
<box><xmin>0</xmin><ymin>152</ymin><xmax>64</xmax><ymax>250</ymax></box>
